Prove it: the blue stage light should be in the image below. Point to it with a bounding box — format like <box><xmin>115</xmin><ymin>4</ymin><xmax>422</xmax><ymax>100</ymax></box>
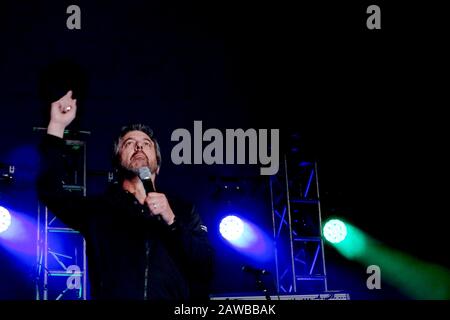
<box><xmin>0</xmin><ymin>206</ymin><xmax>12</xmax><ymax>233</ymax></box>
<box><xmin>219</xmin><ymin>215</ymin><xmax>244</xmax><ymax>241</ymax></box>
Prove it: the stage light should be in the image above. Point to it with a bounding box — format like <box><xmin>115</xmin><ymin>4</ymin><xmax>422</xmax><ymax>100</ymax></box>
<box><xmin>219</xmin><ymin>215</ymin><xmax>244</xmax><ymax>241</ymax></box>
<box><xmin>0</xmin><ymin>206</ymin><xmax>12</xmax><ymax>233</ymax></box>
<box><xmin>323</xmin><ymin>219</ymin><xmax>347</xmax><ymax>243</ymax></box>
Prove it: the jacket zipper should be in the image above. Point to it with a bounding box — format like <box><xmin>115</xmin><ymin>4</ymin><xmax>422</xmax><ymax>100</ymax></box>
<box><xmin>143</xmin><ymin>239</ymin><xmax>150</xmax><ymax>300</ymax></box>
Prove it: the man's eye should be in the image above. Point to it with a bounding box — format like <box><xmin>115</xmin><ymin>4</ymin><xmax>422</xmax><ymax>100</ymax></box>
<box><xmin>144</xmin><ymin>142</ymin><xmax>151</xmax><ymax>147</ymax></box>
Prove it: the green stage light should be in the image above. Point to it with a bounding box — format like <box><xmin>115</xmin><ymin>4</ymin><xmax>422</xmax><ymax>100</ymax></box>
<box><xmin>323</xmin><ymin>219</ymin><xmax>347</xmax><ymax>243</ymax></box>
<box><xmin>324</xmin><ymin>217</ymin><xmax>450</xmax><ymax>299</ymax></box>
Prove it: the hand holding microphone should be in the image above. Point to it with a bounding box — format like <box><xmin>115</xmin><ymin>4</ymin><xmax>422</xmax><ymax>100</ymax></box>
<box><xmin>138</xmin><ymin>167</ymin><xmax>176</xmax><ymax>225</ymax></box>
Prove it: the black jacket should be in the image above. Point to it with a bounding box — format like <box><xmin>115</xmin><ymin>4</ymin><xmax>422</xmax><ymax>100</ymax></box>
<box><xmin>37</xmin><ymin>134</ymin><xmax>214</xmax><ymax>300</ymax></box>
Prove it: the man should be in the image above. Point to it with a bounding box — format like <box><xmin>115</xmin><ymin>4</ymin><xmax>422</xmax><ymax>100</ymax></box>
<box><xmin>37</xmin><ymin>90</ymin><xmax>214</xmax><ymax>300</ymax></box>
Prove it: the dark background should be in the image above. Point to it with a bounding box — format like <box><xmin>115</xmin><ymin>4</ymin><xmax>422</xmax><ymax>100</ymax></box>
<box><xmin>0</xmin><ymin>1</ymin><xmax>448</xmax><ymax>300</ymax></box>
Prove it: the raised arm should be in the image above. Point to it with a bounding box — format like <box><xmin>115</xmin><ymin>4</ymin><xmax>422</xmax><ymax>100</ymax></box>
<box><xmin>37</xmin><ymin>90</ymin><xmax>88</xmax><ymax>232</ymax></box>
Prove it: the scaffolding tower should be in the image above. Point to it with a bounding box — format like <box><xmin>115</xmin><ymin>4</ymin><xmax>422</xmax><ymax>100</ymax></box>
<box><xmin>35</xmin><ymin>135</ymin><xmax>88</xmax><ymax>300</ymax></box>
<box><xmin>270</xmin><ymin>155</ymin><xmax>328</xmax><ymax>294</ymax></box>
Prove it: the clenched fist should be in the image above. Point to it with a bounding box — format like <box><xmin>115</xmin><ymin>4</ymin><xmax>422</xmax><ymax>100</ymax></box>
<box><xmin>47</xmin><ymin>90</ymin><xmax>77</xmax><ymax>138</ymax></box>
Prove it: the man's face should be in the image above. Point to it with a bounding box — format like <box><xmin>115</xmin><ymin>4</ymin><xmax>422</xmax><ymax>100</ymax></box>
<box><xmin>119</xmin><ymin>130</ymin><xmax>158</xmax><ymax>173</ymax></box>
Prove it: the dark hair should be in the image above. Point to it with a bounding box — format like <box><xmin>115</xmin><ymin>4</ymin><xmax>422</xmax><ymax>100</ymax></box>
<box><xmin>112</xmin><ymin>124</ymin><xmax>162</xmax><ymax>169</ymax></box>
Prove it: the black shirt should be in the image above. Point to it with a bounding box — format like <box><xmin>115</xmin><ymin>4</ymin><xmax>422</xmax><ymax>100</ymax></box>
<box><xmin>37</xmin><ymin>134</ymin><xmax>214</xmax><ymax>300</ymax></box>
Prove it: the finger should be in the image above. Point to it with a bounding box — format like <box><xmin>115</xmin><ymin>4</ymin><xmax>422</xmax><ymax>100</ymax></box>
<box><xmin>146</xmin><ymin>192</ymin><xmax>160</xmax><ymax>198</ymax></box>
<box><xmin>145</xmin><ymin>194</ymin><xmax>162</xmax><ymax>203</ymax></box>
<box><xmin>148</xmin><ymin>200</ymin><xmax>165</xmax><ymax>214</ymax></box>
<box><xmin>59</xmin><ymin>103</ymin><xmax>67</xmax><ymax>113</ymax></box>
<box><xmin>51</xmin><ymin>102</ymin><xmax>61</xmax><ymax>113</ymax></box>
<box><xmin>151</xmin><ymin>201</ymin><xmax>160</xmax><ymax>211</ymax></box>
<box><xmin>61</xmin><ymin>104</ymin><xmax>72</xmax><ymax>113</ymax></box>
<box><xmin>149</xmin><ymin>206</ymin><xmax>161</xmax><ymax>216</ymax></box>
<box><xmin>153</xmin><ymin>193</ymin><xmax>167</xmax><ymax>201</ymax></box>
<box><xmin>61</xmin><ymin>91</ymin><xmax>75</xmax><ymax>105</ymax></box>
<box><xmin>145</xmin><ymin>198</ymin><xmax>158</xmax><ymax>210</ymax></box>
<box><xmin>60</xmin><ymin>99</ymin><xmax>77</xmax><ymax>114</ymax></box>
<box><xmin>70</xmin><ymin>101</ymin><xmax>77</xmax><ymax>113</ymax></box>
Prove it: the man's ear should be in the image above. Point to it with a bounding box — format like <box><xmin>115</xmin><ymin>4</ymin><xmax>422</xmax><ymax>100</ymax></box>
<box><xmin>156</xmin><ymin>167</ymin><xmax>160</xmax><ymax>175</ymax></box>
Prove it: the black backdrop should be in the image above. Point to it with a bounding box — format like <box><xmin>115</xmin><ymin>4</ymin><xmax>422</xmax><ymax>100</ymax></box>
<box><xmin>0</xmin><ymin>1</ymin><xmax>448</xmax><ymax>300</ymax></box>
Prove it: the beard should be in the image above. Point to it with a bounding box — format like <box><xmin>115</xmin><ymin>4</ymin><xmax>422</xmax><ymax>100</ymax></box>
<box><xmin>117</xmin><ymin>153</ymin><xmax>155</xmax><ymax>180</ymax></box>
<box><xmin>124</xmin><ymin>152</ymin><xmax>151</xmax><ymax>170</ymax></box>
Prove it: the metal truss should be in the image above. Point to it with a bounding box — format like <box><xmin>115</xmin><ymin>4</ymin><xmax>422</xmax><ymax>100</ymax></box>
<box><xmin>270</xmin><ymin>155</ymin><xmax>328</xmax><ymax>294</ymax></box>
<box><xmin>35</xmin><ymin>138</ymin><xmax>88</xmax><ymax>300</ymax></box>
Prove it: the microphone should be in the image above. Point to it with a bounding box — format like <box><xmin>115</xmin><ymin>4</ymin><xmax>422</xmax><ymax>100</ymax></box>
<box><xmin>242</xmin><ymin>265</ymin><xmax>270</xmax><ymax>276</ymax></box>
<box><xmin>137</xmin><ymin>167</ymin><xmax>155</xmax><ymax>194</ymax></box>
<box><xmin>137</xmin><ymin>167</ymin><xmax>161</xmax><ymax>222</ymax></box>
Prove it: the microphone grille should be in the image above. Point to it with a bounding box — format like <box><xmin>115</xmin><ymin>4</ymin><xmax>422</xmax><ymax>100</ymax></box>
<box><xmin>137</xmin><ymin>167</ymin><xmax>152</xmax><ymax>180</ymax></box>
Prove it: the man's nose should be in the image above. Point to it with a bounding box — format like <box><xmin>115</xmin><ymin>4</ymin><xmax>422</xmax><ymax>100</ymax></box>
<box><xmin>135</xmin><ymin>142</ymin><xmax>144</xmax><ymax>150</ymax></box>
